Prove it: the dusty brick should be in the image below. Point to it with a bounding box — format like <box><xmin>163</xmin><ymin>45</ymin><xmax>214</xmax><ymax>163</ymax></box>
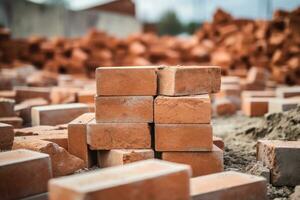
<box><xmin>49</xmin><ymin>159</ymin><xmax>191</xmax><ymax>200</ymax></box>
<box><xmin>257</xmin><ymin>140</ymin><xmax>300</xmax><ymax>186</ymax></box>
<box><xmin>77</xmin><ymin>90</ymin><xmax>95</xmax><ymax>104</ymax></box>
<box><xmin>98</xmin><ymin>149</ymin><xmax>154</xmax><ymax>168</ymax></box>
<box><xmin>14</xmin><ymin>86</ymin><xmax>51</xmax><ymax>103</ymax></box>
<box><xmin>162</xmin><ymin>145</ymin><xmax>224</xmax><ymax>177</ymax></box>
<box><xmin>268</xmin><ymin>98</ymin><xmax>299</xmax><ymax>113</ymax></box>
<box><xmin>0</xmin><ymin>116</ymin><xmax>23</xmax><ymax>128</ymax></box>
<box><xmin>0</xmin><ymin>123</ymin><xmax>14</xmax><ymax>150</ymax></box>
<box><xmin>95</xmin><ymin>96</ymin><xmax>153</xmax><ymax>123</ymax></box>
<box><xmin>0</xmin><ymin>98</ymin><xmax>15</xmax><ymax>117</ymax></box>
<box><xmin>158</xmin><ymin>66</ymin><xmax>221</xmax><ymax>96</ymax></box>
<box><xmin>242</xmin><ymin>97</ymin><xmax>273</xmax><ymax>117</ymax></box>
<box><xmin>13</xmin><ymin>137</ymin><xmax>84</xmax><ymax>177</ymax></box>
<box><xmin>87</xmin><ymin>121</ymin><xmax>151</xmax><ymax>150</ymax></box>
<box><xmin>68</xmin><ymin>113</ymin><xmax>95</xmax><ymax>168</ymax></box>
<box><xmin>155</xmin><ymin>124</ymin><xmax>213</xmax><ymax>151</ymax></box>
<box><xmin>276</xmin><ymin>86</ymin><xmax>300</xmax><ymax>98</ymax></box>
<box><xmin>0</xmin><ymin>149</ymin><xmax>52</xmax><ymax>200</ymax></box>
<box><xmin>155</xmin><ymin>95</ymin><xmax>211</xmax><ymax>124</ymax></box>
<box><xmin>31</xmin><ymin>103</ymin><xmax>89</xmax><ymax>126</ymax></box>
<box><xmin>96</xmin><ymin>66</ymin><xmax>158</xmax><ymax>96</ymax></box>
<box><xmin>190</xmin><ymin>171</ymin><xmax>267</xmax><ymax>200</ymax></box>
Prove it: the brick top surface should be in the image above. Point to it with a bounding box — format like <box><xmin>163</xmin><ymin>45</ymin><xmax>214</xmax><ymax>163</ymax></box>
<box><xmin>156</xmin><ymin>94</ymin><xmax>210</xmax><ymax>101</ymax></box>
<box><xmin>258</xmin><ymin>140</ymin><xmax>300</xmax><ymax>149</ymax></box>
<box><xmin>33</xmin><ymin>103</ymin><xmax>88</xmax><ymax>111</ymax></box>
<box><xmin>96</xmin><ymin>66</ymin><xmax>161</xmax><ymax>70</ymax></box>
<box><xmin>0</xmin><ymin>149</ymin><xmax>49</xmax><ymax>165</ymax></box>
<box><xmin>0</xmin><ymin>122</ymin><xmax>13</xmax><ymax>128</ymax></box>
<box><xmin>69</xmin><ymin>112</ymin><xmax>95</xmax><ymax>125</ymax></box>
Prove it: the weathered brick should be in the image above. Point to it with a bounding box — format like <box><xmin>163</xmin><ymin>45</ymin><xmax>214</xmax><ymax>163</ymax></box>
<box><xmin>276</xmin><ymin>86</ymin><xmax>300</xmax><ymax>98</ymax></box>
<box><xmin>49</xmin><ymin>159</ymin><xmax>191</xmax><ymax>200</ymax></box>
<box><xmin>0</xmin><ymin>116</ymin><xmax>23</xmax><ymax>128</ymax></box>
<box><xmin>0</xmin><ymin>149</ymin><xmax>52</xmax><ymax>200</ymax></box>
<box><xmin>158</xmin><ymin>66</ymin><xmax>221</xmax><ymax>96</ymax></box>
<box><xmin>87</xmin><ymin>121</ymin><xmax>151</xmax><ymax>150</ymax></box>
<box><xmin>98</xmin><ymin>149</ymin><xmax>154</xmax><ymax>167</ymax></box>
<box><xmin>68</xmin><ymin>113</ymin><xmax>95</xmax><ymax>168</ymax></box>
<box><xmin>31</xmin><ymin>103</ymin><xmax>89</xmax><ymax>126</ymax></box>
<box><xmin>0</xmin><ymin>98</ymin><xmax>15</xmax><ymax>117</ymax></box>
<box><xmin>155</xmin><ymin>124</ymin><xmax>212</xmax><ymax>151</ymax></box>
<box><xmin>162</xmin><ymin>145</ymin><xmax>224</xmax><ymax>177</ymax></box>
<box><xmin>268</xmin><ymin>98</ymin><xmax>299</xmax><ymax>113</ymax></box>
<box><xmin>190</xmin><ymin>171</ymin><xmax>267</xmax><ymax>200</ymax></box>
<box><xmin>95</xmin><ymin>96</ymin><xmax>153</xmax><ymax>123</ymax></box>
<box><xmin>242</xmin><ymin>97</ymin><xmax>273</xmax><ymax>117</ymax></box>
<box><xmin>257</xmin><ymin>140</ymin><xmax>300</xmax><ymax>186</ymax></box>
<box><xmin>96</xmin><ymin>66</ymin><xmax>158</xmax><ymax>96</ymax></box>
<box><xmin>155</xmin><ymin>95</ymin><xmax>211</xmax><ymax>124</ymax></box>
<box><xmin>14</xmin><ymin>86</ymin><xmax>51</xmax><ymax>103</ymax></box>
<box><xmin>0</xmin><ymin>123</ymin><xmax>14</xmax><ymax>150</ymax></box>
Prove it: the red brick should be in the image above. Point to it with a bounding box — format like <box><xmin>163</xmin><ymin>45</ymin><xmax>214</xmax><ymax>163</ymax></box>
<box><xmin>276</xmin><ymin>86</ymin><xmax>300</xmax><ymax>98</ymax></box>
<box><xmin>95</xmin><ymin>96</ymin><xmax>153</xmax><ymax>123</ymax></box>
<box><xmin>158</xmin><ymin>66</ymin><xmax>221</xmax><ymax>96</ymax></box>
<box><xmin>87</xmin><ymin>121</ymin><xmax>151</xmax><ymax>150</ymax></box>
<box><xmin>0</xmin><ymin>116</ymin><xmax>23</xmax><ymax>128</ymax></box>
<box><xmin>96</xmin><ymin>66</ymin><xmax>158</xmax><ymax>96</ymax></box>
<box><xmin>0</xmin><ymin>98</ymin><xmax>15</xmax><ymax>117</ymax></box>
<box><xmin>155</xmin><ymin>95</ymin><xmax>211</xmax><ymax>124</ymax></box>
<box><xmin>214</xmin><ymin>97</ymin><xmax>236</xmax><ymax>116</ymax></box>
<box><xmin>242</xmin><ymin>97</ymin><xmax>273</xmax><ymax>117</ymax></box>
<box><xmin>98</xmin><ymin>149</ymin><xmax>154</xmax><ymax>167</ymax></box>
<box><xmin>68</xmin><ymin>113</ymin><xmax>95</xmax><ymax>168</ymax></box>
<box><xmin>213</xmin><ymin>136</ymin><xmax>224</xmax><ymax>151</ymax></box>
<box><xmin>155</xmin><ymin>124</ymin><xmax>213</xmax><ymax>151</ymax></box>
<box><xmin>268</xmin><ymin>98</ymin><xmax>299</xmax><ymax>113</ymax></box>
<box><xmin>50</xmin><ymin>87</ymin><xmax>80</xmax><ymax>104</ymax></box>
<box><xmin>31</xmin><ymin>103</ymin><xmax>89</xmax><ymax>126</ymax></box>
<box><xmin>162</xmin><ymin>145</ymin><xmax>224</xmax><ymax>177</ymax></box>
<box><xmin>77</xmin><ymin>90</ymin><xmax>95</xmax><ymax>104</ymax></box>
<box><xmin>15</xmin><ymin>86</ymin><xmax>51</xmax><ymax>103</ymax></box>
<box><xmin>190</xmin><ymin>171</ymin><xmax>267</xmax><ymax>200</ymax></box>
<box><xmin>0</xmin><ymin>123</ymin><xmax>14</xmax><ymax>150</ymax></box>
<box><xmin>49</xmin><ymin>159</ymin><xmax>191</xmax><ymax>200</ymax></box>
<box><xmin>257</xmin><ymin>140</ymin><xmax>300</xmax><ymax>186</ymax></box>
<box><xmin>0</xmin><ymin>149</ymin><xmax>52</xmax><ymax>200</ymax></box>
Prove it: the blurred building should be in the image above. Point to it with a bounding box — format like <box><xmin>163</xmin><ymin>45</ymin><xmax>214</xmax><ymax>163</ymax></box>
<box><xmin>0</xmin><ymin>0</ymin><xmax>142</xmax><ymax>38</ymax></box>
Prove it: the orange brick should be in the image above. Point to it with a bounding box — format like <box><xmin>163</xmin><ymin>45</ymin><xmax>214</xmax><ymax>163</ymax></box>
<box><xmin>87</xmin><ymin>121</ymin><xmax>151</xmax><ymax>150</ymax></box>
<box><xmin>14</xmin><ymin>86</ymin><xmax>51</xmax><ymax>103</ymax></box>
<box><xmin>162</xmin><ymin>145</ymin><xmax>223</xmax><ymax>177</ymax></box>
<box><xmin>0</xmin><ymin>149</ymin><xmax>52</xmax><ymax>200</ymax></box>
<box><xmin>50</xmin><ymin>87</ymin><xmax>80</xmax><ymax>104</ymax></box>
<box><xmin>98</xmin><ymin>149</ymin><xmax>154</xmax><ymax>168</ymax></box>
<box><xmin>214</xmin><ymin>97</ymin><xmax>236</xmax><ymax>116</ymax></box>
<box><xmin>213</xmin><ymin>136</ymin><xmax>224</xmax><ymax>151</ymax></box>
<box><xmin>0</xmin><ymin>98</ymin><xmax>15</xmax><ymax>117</ymax></box>
<box><xmin>77</xmin><ymin>90</ymin><xmax>95</xmax><ymax>104</ymax></box>
<box><xmin>257</xmin><ymin>140</ymin><xmax>300</xmax><ymax>186</ymax></box>
<box><xmin>155</xmin><ymin>124</ymin><xmax>213</xmax><ymax>151</ymax></box>
<box><xmin>190</xmin><ymin>171</ymin><xmax>267</xmax><ymax>200</ymax></box>
<box><xmin>95</xmin><ymin>96</ymin><xmax>153</xmax><ymax>123</ymax></box>
<box><xmin>31</xmin><ymin>103</ymin><xmax>89</xmax><ymax>126</ymax></box>
<box><xmin>0</xmin><ymin>123</ymin><xmax>14</xmax><ymax>150</ymax></box>
<box><xmin>154</xmin><ymin>95</ymin><xmax>211</xmax><ymax>124</ymax></box>
<box><xmin>68</xmin><ymin>113</ymin><xmax>95</xmax><ymax>168</ymax></box>
<box><xmin>96</xmin><ymin>66</ymin><xmax>158</xmax><ymax>96</ymax></box>
<box><xmin>49</xmin><ymin>159</ymin><xmax>191</xmax><ymax>200</ymax></box>
<box><xmin>242</xmin><ymin>97</ymin><xmax>273</xmax><ymax>117</ymax></box>
<box><xmin>158</xmin><ymin>66</ymin><xmax>221</xmax><ymax>96</ymax></box>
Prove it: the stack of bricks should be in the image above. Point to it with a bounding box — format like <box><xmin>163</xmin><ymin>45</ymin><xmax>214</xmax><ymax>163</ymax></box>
<box><xmin>84</xmin><ymin>65</ymin><xmax>223</xmax><ymax>177</ymax></box>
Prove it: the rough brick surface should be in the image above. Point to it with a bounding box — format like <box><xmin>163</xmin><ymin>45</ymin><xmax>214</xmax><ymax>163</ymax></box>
<box><xmin>49</xmin><ymin>159</ymin><xmax>191</xmax><ymax>200</ymax></box>
<box><xmin>68</xmin><ymin>113</ymin><xmax>95</xmax><ymax>168</ymax></box>
<box><xmin>98</xmin><ymin>149</ymin><xmax>154</xmax><ymax>167</ymax></box>
<box><xmin>95</xmin><ymin>96</ymin><xmax>153</xmax><ymax>123</ymax></box>
<box><xmin>155</xmin><ymin>124</ymin><xmax>213</xmax><ymax>151</ymax></box>
<box><xmin>257</xmin><ymin>140</ymin><xmax>300</xmax><ymax>186</ymax></box>
<box><xmin>158</xmin><ymin>66</ymin><xmax>221</xmax><ymax>96</ymax></box>
<box><xmin>96</xmin><ymin>66</ymin><xmax>158</xmax><ymax>96</ymax></box>
<box><xmin>31</xmin><ymin>103</ymin><xmax>89</xmax><ymax>126</ymax></box>
<box><xmin>0</xmin><ymin>98</ymin><xmax>15</xmax><ymax>117</ymax></box>
<box><xmin>162</xmin><ymin>145</ymin><xmax>224</xmax><ymax>177</ymax></box>
<box><xmin>14</xmin><ymin>125</ymin><xmax>60</xmax><ymax>136</ymax></box>
<box><xmin>15</xmin><ymin>86</ymin><xmax>51</xmax><ymax>103</ymax></box>
<box><xmin>242</xmin><ymin>97</ymin><xmax>272</xmax><ymax>117</ymax></box>
<box><xmin>0</xmin><ymin>149</ymin><xmax>52</xmax><ymax>200</ymax></box>
<box><xmin>87</xmin><ymin>121</ymin><xmax>151</xmax><ymax>150</ymax></box>
<box><xmin>190</xmin><ymin>171</ymin><xmax>267</xmax><ymax>200</ymax></box>
<box><xmin>154</xmin><ymin>95</ymin><xmax>211</xmax><ymax>124</ymax></box>
<box><xmin>0</xmin><ymin>123</ymin><xmax>14</xmax><ymax>150</ymax></box>
<box><xmin>13</xmin><ymin>138</ymin><xmax>84</xmax><ymax>177</ymax></box>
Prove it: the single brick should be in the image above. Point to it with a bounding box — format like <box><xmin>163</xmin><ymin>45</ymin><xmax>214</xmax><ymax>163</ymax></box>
<box><xmin>155</xmin><ymin>124</ymin><xmax>213</xmax><ymax>151</ymax></box>
<box><xmin>155</xmin><ymin>95</ymin><xmax>211</xmax><ymax>124</ymax></box>
<box><xmin>0</xmin><ymin>116</ymin><xmax>23</xmax><ymax>128</ymax></box>
<box><xmin>49</xmin><ymin>159</ymin><xmax>191</xmax><ymax>200</ymax></box>
<box><xmin>242</xmin><ymin>97</ymin><xmax>273</xmax><ymax>117</ymax></box>
<box><xmin>14</xmin><ymin>86</ymin><xmax>51</xmax><ymax>103</ymax></box>
<box><xmin>50</xmin><ymin>86</ymin><xmax>80</xmax><ymax>104</ymax></box>
<box><xmin>87</xmin><ymin>121</ymin><xmax>151</xmax><ymax>150</ymax></box>
<box><xmin>0</xmin><ymin>98</ymin><xmax>15</xmax><ymax>117</ymax></box>
<box><xmin>276</xmin><ymin>86</ymin><xmax>300</xmax><ymax>98</ymax></box>
<box><xmin>77</xmin><ymin>90</ymin><xmax>95</xmax><ymax>104</ymax></box>
<box><xmin>0</xmin><ymin>123</ymin><xmax>14</xmax><ymax>150</ymax></box>
<box><xmin>162</xmin><ymin>145</ymin><xmax>223</xmax><ymax>177</ymax></box>
<box><xmin>268</xmin><ymin>98</ymin><xmax>299</xmax><ymax>113</ymax></box>
<box><xmin>68</xmin><ymin>113</ymin><xmax>95</xmax><ymax>168</ymax></box>
<box><xmin>158</xmin><ymin>66</ymin><xmax>221</xmax><ymax>96</ymax></box>
<box><xmin>257</xmin><ymin>140</ymin><xmax>300</xmax><ymax>186</ymax></box>
<box><xmin>96</xmin><ymin>66</ymin><xmax>158</xmax><ymax>96</ymax></box>
<box><xmin>98</xmin><ymin>149</ymin><xmax>154</xmax><ymax>168</ymax></box>
<box><xmin>190</xmin><ymin>171</ymin><xmax>267</xmax><ymax>200</ymax></box>
<box><xmin>0</xmin><ymin>149</ymin><xmax>52</xmax><ymax>200</ymax></box>
<box><xmin>214</xmin><ymin>97</ymin><xmax>236</xmax><ymax>116</ymax></box>
<box><xmin>31</xmin><ymin>103</ymin><xmax>89</xmax><ymax>126</ymax></box>
<box><xmin>95</xmin><ymin>96</ymin><xmax>153</xmax><ymax>123</ymax></box>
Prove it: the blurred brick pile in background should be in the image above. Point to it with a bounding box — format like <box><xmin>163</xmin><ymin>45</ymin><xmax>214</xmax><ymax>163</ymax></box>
<box><xmin>0</xmin><ymin>7</ymin><xmax>300</xmax><ymax>84</ymax></box>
